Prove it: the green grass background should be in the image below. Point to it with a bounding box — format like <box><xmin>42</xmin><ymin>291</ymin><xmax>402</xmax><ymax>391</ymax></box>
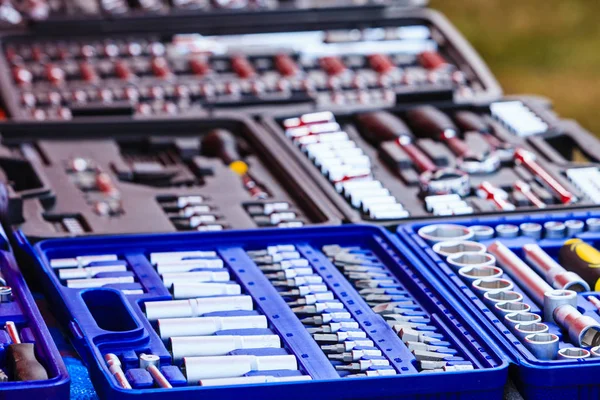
<box><xmin>431</xmin><ymin>0</ymin><xmax>600</xmax><ymax>135</ymax></box>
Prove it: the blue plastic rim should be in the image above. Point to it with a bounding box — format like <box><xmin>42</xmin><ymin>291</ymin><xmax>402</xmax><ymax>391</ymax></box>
<box><xmin>18</xmin><ymin>225</ymin><xmax>507</xmax><ymax>400</ymax></box>
<box><xmin>397</xmin><ymin>210</ymin><xmax>600</xmax><ymax>399</ymax></box>
<box><xmin>0</xmin><ymin>225</ymin><xmax>69</xmax><ymax>399</ymax></box>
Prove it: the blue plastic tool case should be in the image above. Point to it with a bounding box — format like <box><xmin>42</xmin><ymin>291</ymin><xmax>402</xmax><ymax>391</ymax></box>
<box><xmin>16</xmin><ymin>225</ymin><xmax>508</xmax><ymax>399</ymax></box>
<box><xmin>0</xmin><ymin>224</ymin><xmax>69</xmax><ymax>398</ymax></box>
<box><xmin>397</xmin><ymin>211</ymin><xmax>600</xmax><ymax>399</ymax></box>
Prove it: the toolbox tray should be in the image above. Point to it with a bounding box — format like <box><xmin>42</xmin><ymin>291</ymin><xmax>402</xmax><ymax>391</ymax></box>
<box><xmin>15</xmin><ymin>225</ymin><xmax>508</xmax><ymax>399</ymax></box>
<box><xmin>0</xmin><ymin>223</ymin><xmax>69</xmax><ymax>398</ymax></box>
<box><xmin>261</xmin><ymin>95</ymin><xmax>600</xmax><ymax>227</ymax></box>
<box><xmin>0</xmin><ymin>114</ymin><xmax>341</xmax><ymax>240</ymax></box>
<box><xmin>397</xmin><ymin>210</ymin><xmax>600</xmax><ymax>399</ymax></box>
<box><xmin>5</xmin><ymin>0</ymin><xmax>420</xmax><ymax>36</ymax></box>
<box><xmin>0</xmin><ymin>8</ymin><xmax>501</xmax><ymax>123</ymax></box>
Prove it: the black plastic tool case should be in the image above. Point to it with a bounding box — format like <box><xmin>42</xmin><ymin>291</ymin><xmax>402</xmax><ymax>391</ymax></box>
<box><xmin>261</xmin><ymin>95</ymin><xmax>600</xmax><ymax>227</ymax></box>
<box><xmin>16</xmin><ymin>225</ymin><xmax>508</xmax><ymax>399</ymax></box>
<box><xmin>0</xmin><ymin>7</ymin><xmax>501</xmax><ymax>123</ymax></box>
<box><xmin>0</xmin><ymin>114</ymin><xmax>342</xmax><ymax>239</ymax></box>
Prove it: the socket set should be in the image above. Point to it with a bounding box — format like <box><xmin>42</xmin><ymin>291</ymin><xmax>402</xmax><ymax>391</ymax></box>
<box><xmin>262</xmin><ymin>96</ymin><xmax>600</xmax><ymax>225</ymax></box>
<box><xmin>17</xmin><ymin>225</ymin><xmax>508</xmax><ymax>399</ymax></box>
<box><xmin>0</xmin><ymin>0</ymin><xmax>405</xmax><ymax>33</ymax></box>
<box><xmin>0</xmin><ymin>224</ymin><xmax>68</xmax><ymax>398</ymax></box>
<box><xmin>398</xmin><ymin>212</ymin><xmax>600</xmax><ymax>399</ymax></box>
<box><xmin>0</xmin><ymin>10</ymin><xmax>501</xmax><ymax>122</ymax></box>
<box><xmin>0</xmin><ymin>116</ymin><xmax>340</xmax><ymax>239</ymax></box>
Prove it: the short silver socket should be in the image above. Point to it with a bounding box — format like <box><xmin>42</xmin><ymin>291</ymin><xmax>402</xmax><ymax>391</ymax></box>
<box><xmin>519</xmin><ymin>223</ymin><xmax>542</xmax><ymax>240</ymax></box>
<box><xmin>557</xmin><ymin>348</ymin><xmax>590</xmax><ymax>360</ymax></box>
<box><xmin>586</xmin><ymin>218</ymin><xmax>600</xmax><ymax>232</ymax></box>
<box><xmin>543</xmin><ymin>289</ymin><xmax>577</xmax><ymax>323</ymax></box>
<box><xmin>565</xmin><ymin>220</ymin><xmax>584</xmax><ymax>237</ymax></box>
<box><xmin>432</xmin><ymin>240</ymin><xmax>487</xmax><ymax>257</ymax></box>
<box><xmin>544</xmin><ymin>221</ymin><xmax>566</xmax><ymax>239</ymax></box>
<box><xmin>470</xmin><ymin>225</ymin><xmax>495</xmax><ymax>241</ymax></box>
<box><xmin>504</xmin><ymin>312</ymin><xmax>542</xmax><ymax>328</ymax></box>
<box><xmin>524</xmin><ymin>333</ymin><xmax>559</xmax><ymax>360</ymax></box>
<box><xmin>495</xmin><ymin>224</ymin><xmax>519</xmax><ymax>238</ymax></box>
<box><xmin>472</xmin><ymin>278</ymin><xmax>514</xmax><ymax>294</ymax></box>
<box><xmin>446</xmin><ymin>252</ymin><xmax>496</xmax><ymax>270</ymax></box>
<box><xmin>484</xmin><ymin>290</ymin><xmax>523</xmax><ymax>306</ymax></box>
<box><xmin>418</xmin><ymin>224</ymin><xmax>474</xmax><ymax>243</ymax></box>
<box><xmin>514</xmin><ymin>323</ymin><xmax>548</xmax><ymax>341</ymax></box>
<box><xmin>459</xmin><ymin>265</ymin><xmax>503</xmax><ymax>281</ymax></box>
<box><xmin>494</xmin><ymin>301</ymin><xmax>531</xmax><ymax>316</ymax></box>
<box><xmin>591</xmin><ymin>345</ymin><xmax>600</xmax><ymax>358</ymax></box>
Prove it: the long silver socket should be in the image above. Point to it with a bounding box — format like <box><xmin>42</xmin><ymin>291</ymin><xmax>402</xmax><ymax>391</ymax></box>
<box><xmin>524</xmin><ymin>333</ymin><xmax>559</xmax><ymax>360</ymax></box>
<box><xmin>553</xmin><ymin>304</ymin><xmax>600</xmax><ymax>347</ymax></box>
<box><xmin>488</xmin><ymin>241</ymin><xmax>551</xmax><ymax>305</ymax></box>
<box><xmin>523</xmin><ymin>244</ymin><xmax>590</xmax><ymax>292</ymax></box>
<box><xmin>513</xmin><ymin>322</ymin><xmax>548</xmax><ymax>341</ymax></box>
<box><xmin>504</xmin><ymin>312</ymin><xmax>542</xmax><ymax>328</ymax></box>
<box><xmin>446</xmin><ymin>252</ymin><xmax>496</xmax><ymax>271</ymax></box>
<box><xmin>557</xmin><ymin>348</ymin><xmax>590</xmax><ymax>360</ymax></box>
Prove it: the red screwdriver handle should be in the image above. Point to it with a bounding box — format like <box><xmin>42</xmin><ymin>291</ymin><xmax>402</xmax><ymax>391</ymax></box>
<box><xmin>397</xmin><ymin>137</ymin><xmax>437</xmax><ymax>173</ymax></box>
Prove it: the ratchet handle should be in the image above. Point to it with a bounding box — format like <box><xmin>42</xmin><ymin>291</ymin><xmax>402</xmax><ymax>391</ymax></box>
<box><xmin>355</xmin><ymin>111</ymin><xmax>413</xmax><ymax>143</ymax></box>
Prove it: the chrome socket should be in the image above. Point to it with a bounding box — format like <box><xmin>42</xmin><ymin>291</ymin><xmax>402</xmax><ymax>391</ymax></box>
<box><xmin>458</xmin><ymin>266</ymin><xmax>503</xmax><ymax>281</ymax></box>
<box><xmin>557</xmin><ymin>348</ymin><xmax>590</xmax><ymax>360</ymax></box>
<box><xmin>483</xmin><ymin>291</ymin><xmax>524</xmax><ymax>307</ymax></box>
<box><xmin>504</xmin><ymin>312</ymin><xmax>542</xmax><ymax>328</ymax></box>
<box><xmin>472</xmin><ymin>278</ymin><xmax>514</xmax><ymax>294</ymax></box>
<box><xmin>470</xmin><ymin>225</ymin><xmax>495</xmax><ymax>241</ymax></box>
<box><xmin>543</xmin><ymin>290</ymin><xmax>578</xmax><ymax>324</ymax></box>
<box><xmin>446</xmin><ymin>252</ymin><xmax>496</xmax><ymax>271</ymax></box>
<box><xmin>513</xmin><ymin>322</ymin><xmax>548</xmax><ymax>341</ymax></box>
<box><xmin>417</xmin><ymin>224</ymin><xmax>473</xmax><ymax>244</ymax></box>
<box><xmin>553</xmin><ymin>304</ymin><xmax>600</xmax><ymax>347</ymax></box>
<box><xmin>432</xmin><ymin>240</ymin><xmax>487</xmax><ymax>257</ymax></box>
<box><xmin>519</xmin><ymin>223</ymin><xmax>542</xmax><ymax>240</ymax></box>
<box><xmin>524</xmin><ymin>244</ymin><xmax>590</xmax><ymax>293</ymax></box>
<box><xmin>493</xmin><ymin>301</ymin><xmax>531</xmax><ymax>316</ymax></box>
<box><xmin>524</xmin><ymin>333</ymin><xmax>559</xmax><ymax>360</ymax></box>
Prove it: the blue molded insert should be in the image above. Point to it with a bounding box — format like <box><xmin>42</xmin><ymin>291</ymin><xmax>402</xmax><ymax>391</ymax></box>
<box><xmin>19</xmin><ymin>225</ymin><xmax>507</xmax><ymax>400</ymax></box>
<box><xmin>398</xmin><ymin>210</ymin><xmax>600</xmax><ymax>400</ymax></box>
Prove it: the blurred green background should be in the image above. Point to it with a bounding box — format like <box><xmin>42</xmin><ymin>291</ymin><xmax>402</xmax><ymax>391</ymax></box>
<box><xmin>431</xmin><ymin>0</ymin><xmax>600</xmax><ymax>135</ymax></box>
